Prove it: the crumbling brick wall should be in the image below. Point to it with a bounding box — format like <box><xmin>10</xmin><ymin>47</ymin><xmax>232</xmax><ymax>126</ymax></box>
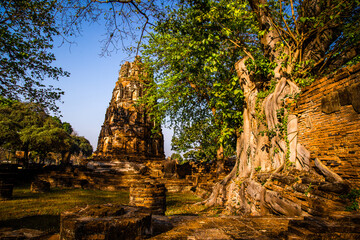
<box><xmin>294</xmin><ymin>63</ymin><xmax>360</xmax><ymax>186</ymax></box>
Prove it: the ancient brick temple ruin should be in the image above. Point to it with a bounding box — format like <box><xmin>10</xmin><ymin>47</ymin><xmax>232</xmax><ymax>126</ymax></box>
<box><xmin>39</xmin><ymin>57</ymin><xmax>223</xmax><ymax>193</ymax></box>
<box><xmin>94</xmin><ymin>56</ymin><xmax>165</xmax><ymax>163</ymax></box>
<box><xmin>38</xmin><ymin>57</ymin><xmax>170</xmax><ymax>192</ymax></box>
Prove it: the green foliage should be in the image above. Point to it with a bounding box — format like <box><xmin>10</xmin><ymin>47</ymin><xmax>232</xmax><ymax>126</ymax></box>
<box><xmin>346</xmin><ymin>201</ymin><xmax>359</xmax><ymax>212</ymax></box>
<box><xmin>140</xmin><ymin>0</ymin><xmax>360</xmax><ymax>172</ymax></box>
<box><xmin>257</xmin><ymin>80</ymin><xmax>277</xmax><ymax>100</ymax></box>
<box><xmin>142</xmin><ymin>0</ymin><xmax>245</xmax><ymax>161</ymax></box>
<box><xmin>170</xmin><ymin>153</ymin><xmax>184</xmax><ymax>163</ymax></box>
<box><xmin>21</xmin><ymin>120</ymin><xmax>71</xmax><ymax>161</ymax></box>
<box><xmin>245</xmin><ymin>57</ymin><xmax>277</xmax><ymax>81</ymax></box>
<box><xmin>341</xmin><ymin>189</ymin><xmax>360</xmax><ymax>211</ymax></box>
<box><xmin>259</xmin><ymin>129</ymin><xmax>276</xmax><ymax>139</ymax></box>
<box><xmin>283</xmin><ymin>112</ymin><xmax>291</xmax><ymax>166</ymax></box>
<box><xmin>294</xmin><ymin>75</ymin><xmax>315</xmax><ymax>88</ymax></box>
<box><xmin>70</xmin><ymin>136</ymin><xmax>93</xmax><ymax>157</ymax></box>
<box><xmin>255</xmin><ymin>166</ymin><xmax>261</xmax><ymax>172</ymax></box>
<box><xmin>0</xmin><ymin>96</ymin><xmax>16</xmax><ymax>106</ymax></box>
<box><xmin>171</xmin><ymin>120</ymin><xmax>230</xmax><ymax>162</ymax></box>
<box><xmin>0</xmin><ymin>0</ymin><xmax>69</xmax><ymax>112</ymax></box>
<box><xmin>276</xmin><ymin>107</ymin><xmax>288</xmax><ymax>136</ymax></box>
<box><xmin>0</xmin><ymin>98</ymin><xmax>92</xmax><ymax>163</ymax></box>
<box><xmin>61</xmin><ymin>122</ymin><xmax>73</xmax><ymax>135</ymax></box>
<box><xmin>346</xmin><ymin>55</ymin><xmax>360</xmax><ymax>68</ymax></box>
<box><xmin>304</xmin><ymin>183</ymin><xmax>312</xmax><ymax>197</ymax></box>
<box><xmin>0</xmin><ymin>100</ymin><xmax>46</xmax><ymax>152</ymax></box>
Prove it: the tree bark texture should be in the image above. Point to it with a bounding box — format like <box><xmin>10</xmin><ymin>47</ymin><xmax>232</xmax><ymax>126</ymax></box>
<box><xmin>202</xmin><ymin>58</ymin><xmax>311</xmax><ymax>212</ymax></box>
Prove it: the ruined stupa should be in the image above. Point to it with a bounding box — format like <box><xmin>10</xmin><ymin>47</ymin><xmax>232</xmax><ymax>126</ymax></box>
<box><xmin>93</xmin><ymin>56</ymin><xmax>165</xmax><ymax>163</ymax></box>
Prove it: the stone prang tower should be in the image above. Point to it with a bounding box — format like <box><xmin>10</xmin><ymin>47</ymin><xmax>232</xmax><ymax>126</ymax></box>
<box><xmin>94</xmin><ymin>56</ymin><xmax>165</xmax><ymax>162</ymax></box>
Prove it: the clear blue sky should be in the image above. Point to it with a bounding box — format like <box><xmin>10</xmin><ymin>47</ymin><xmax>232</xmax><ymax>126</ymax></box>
<box><xmin>49</xmin><ymin>23</ymin><xmax>173</xmax><ymax>157</ymax></box>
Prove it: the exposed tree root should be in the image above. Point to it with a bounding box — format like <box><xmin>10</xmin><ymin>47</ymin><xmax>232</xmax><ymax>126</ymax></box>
<box><xmin>198</xmin><ymin>156</ymin><xmax>239</xmax><ymax>207</ymax></box>
<box><xmin>315</xmin><ymin>158</ymin><xmax>344</xmax><ymax>183</ymax></box>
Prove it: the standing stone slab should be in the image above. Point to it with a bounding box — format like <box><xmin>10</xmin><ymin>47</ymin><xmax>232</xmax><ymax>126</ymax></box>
<box><xmin>60</xmin><ymin>204</ymin><xmax>152</xmax><ymax>240</ymax></box>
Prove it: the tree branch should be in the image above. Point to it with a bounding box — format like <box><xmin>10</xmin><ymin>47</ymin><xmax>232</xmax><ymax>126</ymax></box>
<box><xmin>320</xmin><ymin>42</ymin><xmax>360</xmax><ymax>74</ymax></box>
<box><xmin>279</xmin><ymin>0</ymin><xmax>298</xmax><ymax>45</ymax></box>
<box><xmin>91</xmin><ymin>0</ymin><xmax>132</xmax><ymax>3</ymax></box>
<box><xmin>228</xmin><ymin>39</ymin><xmax>255</xmax><ymax>62</ymax></box>
<box><xmin>129</xmin><ymin>1</ymin><xmax>154</xmax><ymax>55</ymax></box>
<box><xmin>289</xmin><ymin>0</ymin><xmax>299</xmax><ymax>35</ymax></box>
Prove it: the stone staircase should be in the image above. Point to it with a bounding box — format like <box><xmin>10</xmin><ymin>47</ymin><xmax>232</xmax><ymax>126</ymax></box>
<box><xmin>37</xmin><ymin>159</ymin><xmax>231</xmax><ymax>196</ymax></box>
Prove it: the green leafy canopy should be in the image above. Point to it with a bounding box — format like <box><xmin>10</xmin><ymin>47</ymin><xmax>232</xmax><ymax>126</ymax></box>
<box><xmin>0</xmin><ymin>0</ymin><xmax>69</xmax><ymax>112</ymax></box>
<box><xmin>141</xmin><ymin>0</ymin><xmax>247</xmax><ymax>160</ymax></box>
<box><xmin>0</xmin><ymin>98</ymin><xmax>92</xmax><ymax>163</ymax></box>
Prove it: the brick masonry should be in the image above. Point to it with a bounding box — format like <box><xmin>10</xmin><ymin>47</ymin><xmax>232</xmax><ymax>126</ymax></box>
<box><xmin>60</xmin><ymin>204</ymin><xmax>152</xmax><ymax>240</ymax></box>
<box><xmin>129</xmin><ymin>178</ymin><xmax>166</xmax><ymax>215</ymax></box>
<box><xmin>293</xmin><ymin>63</ymin><xmax>360</xmax><ymax>186</ymax></box>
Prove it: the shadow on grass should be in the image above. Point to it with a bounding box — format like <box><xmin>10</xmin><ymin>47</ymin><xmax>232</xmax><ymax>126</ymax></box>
<box><xmin>164</xmin><ymin>199</ymin><xmax>178</xmax><ymax>207</ymax></box>
<box><xmin>11</xmin><ymin>186</ymin><xmax>73</xmax><ymax>200</ymax></box>
<box><xmin>169</xmin><ymin>213</ymin><xmax>199</xmax><ymax>216</ymax></box>
<box><xmin>0</xmin><ymin>215</ymin><xmax>60</xmax><ymax>233</ymax></box>
<box><xmin>11</xmin><ymin>190</ymin><xmax>63</xmax><ymax>200</ymax></box>
<box><xmin>166</xmin><ymin>199</ymin><xmax>200</xmax><ymax>207</ymax></box>
<box><xmin>63</xmin><ymin>189</ymin><xmax>129</xmax><ymax>205</ymax></box>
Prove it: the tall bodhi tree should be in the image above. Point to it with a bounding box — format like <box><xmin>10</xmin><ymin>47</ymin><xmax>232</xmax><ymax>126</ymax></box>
<box><xmin>203</xmin><ymin>0</ymin><xmax>360</xmax><ymax>208</ymax></box>
<box><xmin>142</xmin><ymin>0</ymin><xmax>360</xmax><ymax>209</ymax></box>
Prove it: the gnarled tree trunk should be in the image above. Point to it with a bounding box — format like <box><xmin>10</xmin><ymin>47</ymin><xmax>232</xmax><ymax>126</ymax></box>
<box><xmin>201</xmin><ymin>58</ymin><xmax>310</xmax><ymax>212</ymax></box>
<box><xmin>200</xmin><ymin>0</ymin><xmax>358</xmax><ymax>215</ymax></box>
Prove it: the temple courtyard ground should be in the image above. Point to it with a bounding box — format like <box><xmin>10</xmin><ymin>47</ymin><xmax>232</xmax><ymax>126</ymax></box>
<box><xmin>1</xmin><ymin>185</ymin><xmax>359</xmax><ymax>239</ymax></box>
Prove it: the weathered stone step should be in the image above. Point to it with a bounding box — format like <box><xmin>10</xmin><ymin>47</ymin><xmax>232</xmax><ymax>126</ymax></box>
<box><xmin>289</xmin><ymin>232</ymin><xmax>360</xmax><ymax>240</ymax></box>
<box><xmin>286</xmin><ymin>225</ymin><xmax>360</xmax><ymax>240</ymax></box>
<box><xmin>286</xmin><ymin>233</ymin><xmax>305</xmax><ymax>240</ymax></box>
<box><xmin>305</xmin><ymin>216</ymin><xmax>360</xmax><ymax>232</ymax></box>
<box><xmin>289</xmin><ymin>217</ymin><xmax>360</xmax><ymax>234</ymax></box>
<box><xmin>287</xmin><ymin>225</ymin><xmax>315</xmax><ymax>238</ymax></box>
<box><xmin>325</xmin><ymin>213</ymin><xmax>360</xmax><ymax>224</ymax></box>
<box><xmin>284</xmin><ymin>215</ymin><xmax>360</xmax><ymax>240</ymax></box>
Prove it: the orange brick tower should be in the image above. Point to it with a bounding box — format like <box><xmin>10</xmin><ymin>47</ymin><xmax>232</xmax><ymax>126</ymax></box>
<box><xmin>94</xmin><ymin>56</ymin><xmax>165</xmax><ymax>162</ymax></box>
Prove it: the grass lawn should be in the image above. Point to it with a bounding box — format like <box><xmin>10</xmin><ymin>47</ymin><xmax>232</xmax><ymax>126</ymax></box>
<box><xmin>166</xmin><ymin>192</ymin><xmax>207</xmax><ymax>215</ymax></box>
<box><xmin>0</xmin><ymin>185</ymin><xmax>204</xmax><ymax>233</ymax></box>
<box><xmin>0</xmin><ymin>185</ymin><xmax>129</xmax><ymax>232</ymax></box>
